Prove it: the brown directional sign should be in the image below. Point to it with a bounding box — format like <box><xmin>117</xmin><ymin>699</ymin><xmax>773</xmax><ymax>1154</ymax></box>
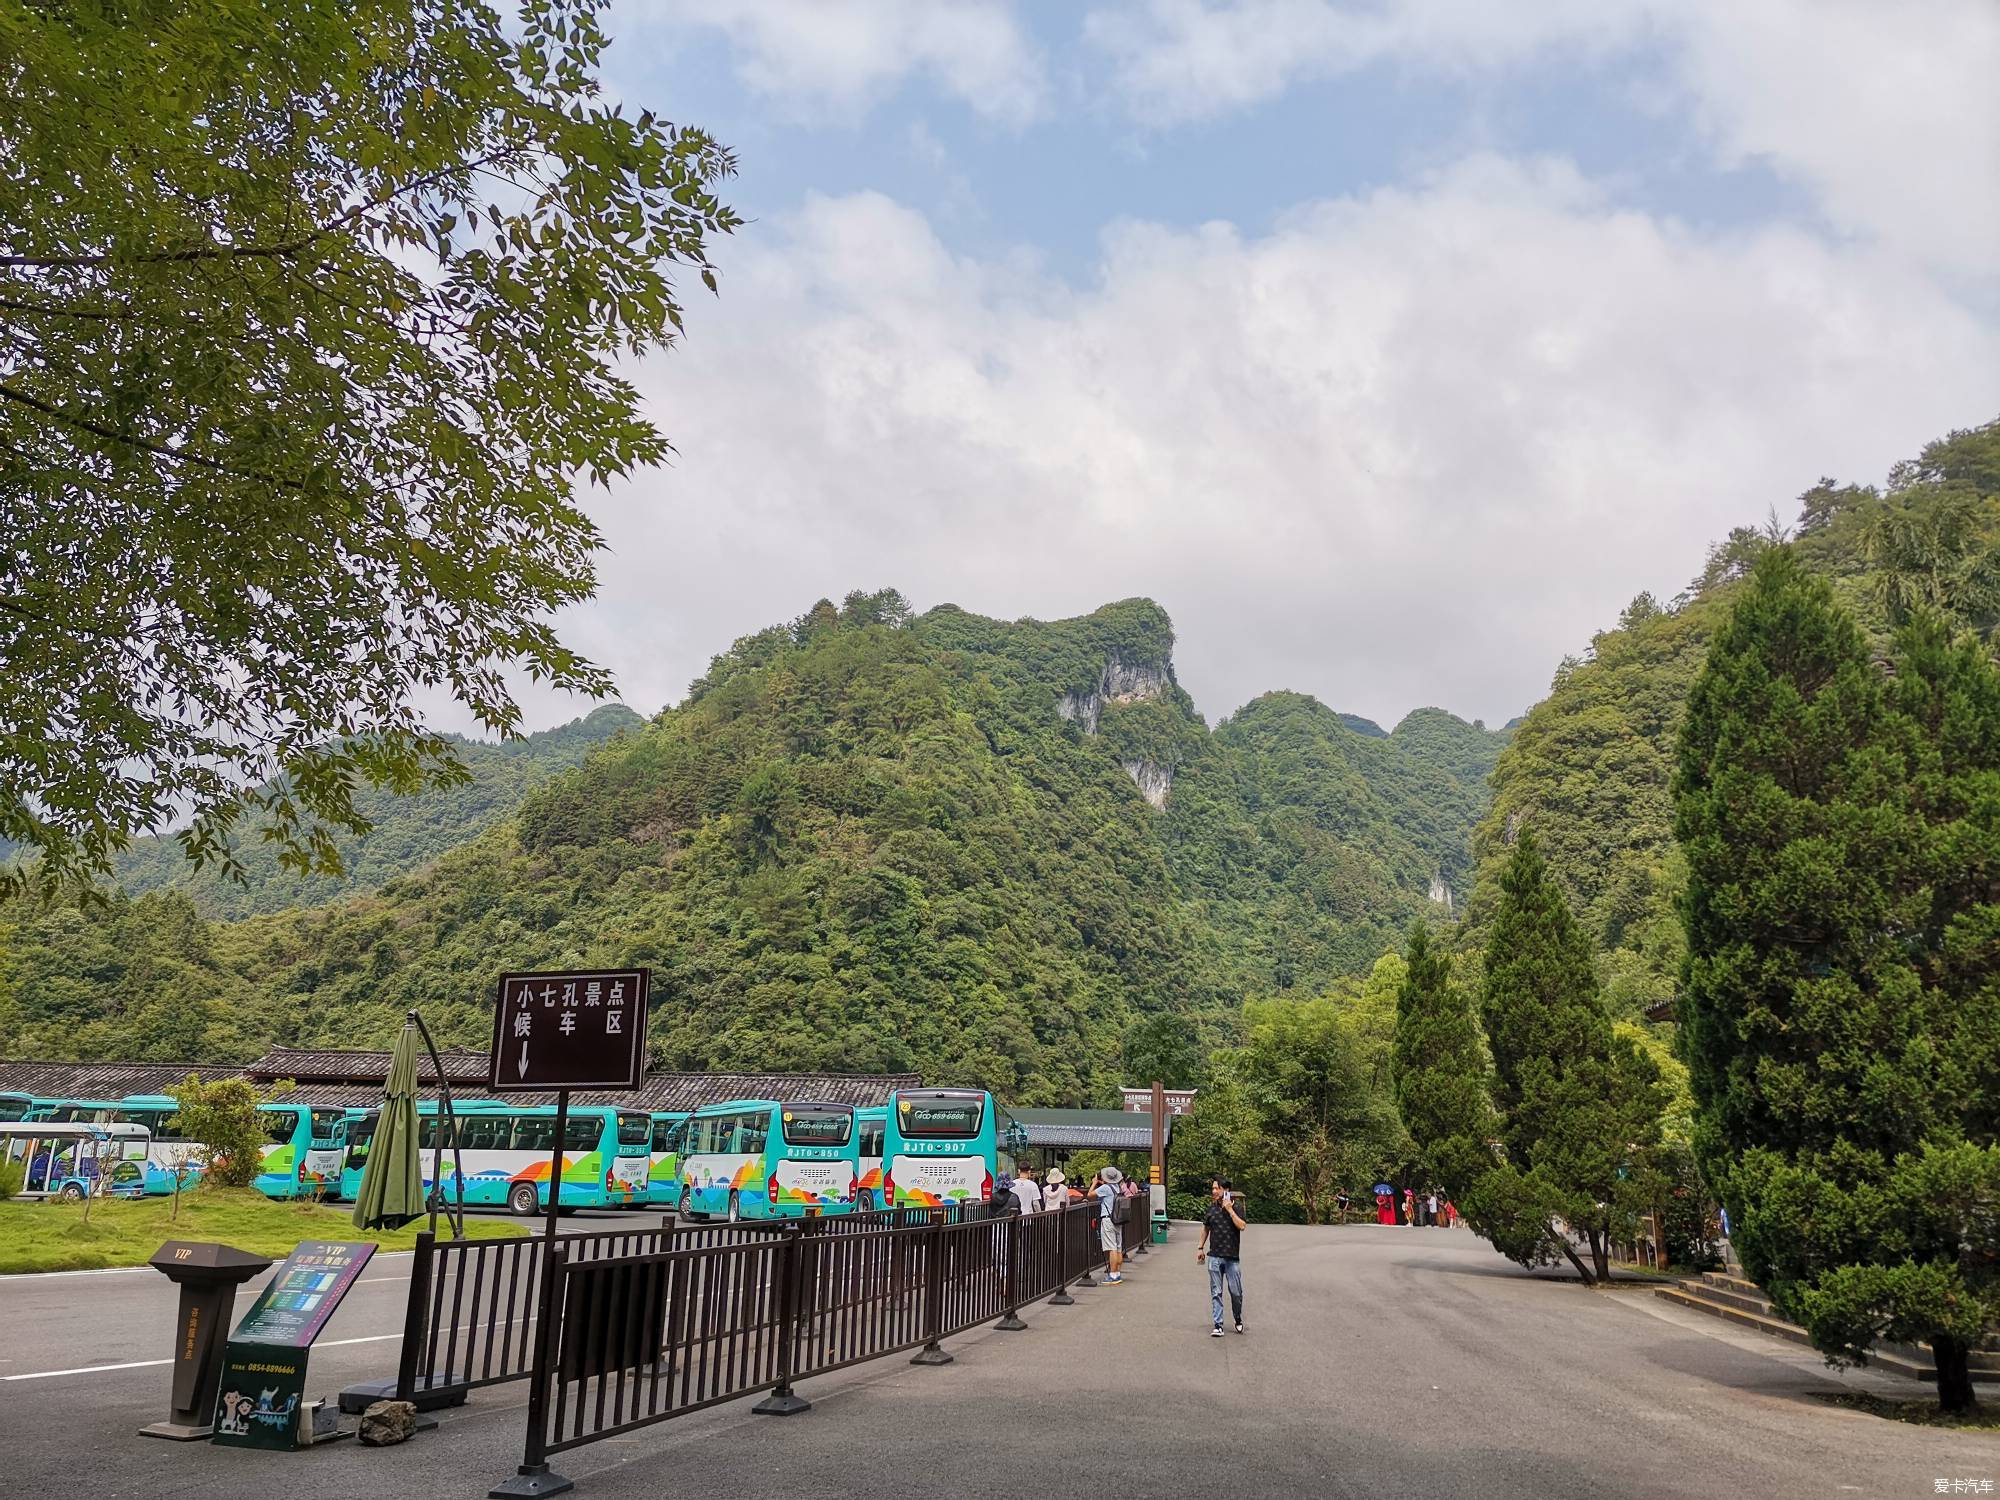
<box><xmin>488</xmin><ymin>968</ymin><xmax>650</xmax><ymax>1091</ymax></box>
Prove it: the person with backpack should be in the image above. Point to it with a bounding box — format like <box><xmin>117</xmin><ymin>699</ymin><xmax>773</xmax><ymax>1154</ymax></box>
<box><xmin>1093</xmin><ymin>1167</ymin><xmax>1127</xmax><ymax>1282</ymax></box>
<box><xmin>1196</xmin><ymin>1177</ymin><xmax>1247</xmax><ymax>1336</ymax></box>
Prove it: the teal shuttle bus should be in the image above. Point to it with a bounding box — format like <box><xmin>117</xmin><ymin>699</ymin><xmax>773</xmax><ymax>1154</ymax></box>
<box><xmin>881</xmin><ymin>1088</ymin><xmax>1024</xmax><ymax>1214</ymax></box>
<box><xmin>337</xmin><ymin>1100</ymin><xmax>651</xmax><ymax>1215</ymax></box>
<box><xmin>256</xmin><ymin>1103</ymin><xmax>349</xmax><ymax>1199</ymax></box>
<box><xmin>0</xmin><ymin>1092</ymin><xmax>36</xmax><ymax>1123</ymax></box>
<box><xmin>109</xmin><ymin>1093</ymin><xmax>206</xmax><ymax>1194</ymax></box>
<box><xmin>646</xmin><ymin>1112</ymin><xmax>689</xmax><ymax>1207</ymax></box>
<box><xmin>677</xmin><ymin>1099</ymin><xmax>859</xmax><ymax>1222</ymax></box>
<box><xmin>855</xmin><ymin>1106</ymin><xmax>887</xmax><ymax>1211</ymax></box>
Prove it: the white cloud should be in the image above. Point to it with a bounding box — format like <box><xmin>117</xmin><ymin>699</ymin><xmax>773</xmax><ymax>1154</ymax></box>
<box><xmin>481</xmin><ymin>158</ymin><xmax>1999</xmax><ymax>739</ymax></box>
<box><xmin>1084</xmin><ymin>0</ymin><xmax>2000</xmax><ymax>276</ymax></box>
<box><xmin>626</xmin><ymin>0</ymin><xmax>1047</xmax><ymax>124</ymax></box>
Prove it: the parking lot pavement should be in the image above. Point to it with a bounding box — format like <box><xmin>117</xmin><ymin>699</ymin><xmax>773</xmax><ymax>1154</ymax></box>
<box><xmin>4</xmin><ymin>1224</ymin><xmax>1994</xmax><ymax>1500</ymax></box>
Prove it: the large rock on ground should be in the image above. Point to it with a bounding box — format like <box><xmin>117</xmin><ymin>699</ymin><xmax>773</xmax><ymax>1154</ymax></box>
<box><xmin>359</xmin><ymin>1400</ymin><xmax>417</xmax><ymax>1447</ymax></box>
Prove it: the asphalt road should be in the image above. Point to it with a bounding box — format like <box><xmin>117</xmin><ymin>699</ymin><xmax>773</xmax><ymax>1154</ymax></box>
<box><xmin>1</xmin><ymin>1222</ymin><xmax>1993</xmax><ymax>1499</ymax></box>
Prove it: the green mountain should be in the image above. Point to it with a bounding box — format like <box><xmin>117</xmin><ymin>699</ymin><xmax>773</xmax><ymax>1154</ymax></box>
<box><xmin>1462</xmin><ymin>416</ymin><xmax>2000</xmax><ymax>1016</ymax></box>
<box><xmin>110</xmin><ymin>704</ymin><xmax>644</xmax><ymax>920</ymax></box>
<box><xmin>0</xmin><ymin>591</ymin><xmax>1502</xmax><ymax>1088</ymax></box>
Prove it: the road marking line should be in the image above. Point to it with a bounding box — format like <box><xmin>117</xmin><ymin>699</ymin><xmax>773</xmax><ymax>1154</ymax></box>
<box><xmin>5</xmin><ymin>1358</ymin><xmax>169</xmax><ymax>1381</ymax></box>
<box><xmin>0</xmin><ymin>1336</ymin><xmax>410</xmax><ymax>1384</ymax></box>
<box><xmin>0</xmin><ymin>1265</ymin><xmax>151</xmax><ymax>1281</ymax></box>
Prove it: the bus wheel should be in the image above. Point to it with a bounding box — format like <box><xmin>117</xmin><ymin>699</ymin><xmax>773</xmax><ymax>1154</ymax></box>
<box><xmin>59</xmin><ymin>1182</ymin><xmax>85</xmax><ymax>1203</ymax></box>
<box><xmin>727</xmin><ymin>1190</ymin><xmax>741</xmax><ymax>1224</ymax></box>
<box><xmin>677</xmin><ymin>1187</ymin><xmax>699</xmax><ymax>1221</ymax></box>
<box><xmin>508</xmin><ymin>1183</ymin><xmax>539</xmax><ymax>1216</ymax></box>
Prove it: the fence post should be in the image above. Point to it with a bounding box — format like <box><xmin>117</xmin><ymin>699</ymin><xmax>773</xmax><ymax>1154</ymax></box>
<box><xmin>1075</xmin><ymin>1207</ymin><xmax>1099</xmax><ymax>1288</ymax></box>
<box><xmin>487</xmin><ymin>1244</ymin><xmax>573</xmax><ymax>1498</ymax></box>
<box><xmin>1130</xmin><ymin>1196</ymin><xmax>1149</xmax><ymax>1257</ymax></box>
<box><xmin>393</xmin><ymin>1230</ymin><xmax>436</xmax><ymax>1402</ymax></box>
<box><xmin>753</xmin><ymin>1223</ymin><xmax>812</xmax><ymax>1415</ymax></box>
<box><xmin>1048</xmin><ymin>1205</ymin><xmax>1074</xmax><ymax>1305</ymax></box>
<box><xmin>909</xmin><ymin>1216</ymin><xmax>954</xmax><ymax>1366</ymax></box>
<box><xmin>995</xmin><ymin>1210</ymin><xmax>1026</xmax><ymax>1331</ymax></box>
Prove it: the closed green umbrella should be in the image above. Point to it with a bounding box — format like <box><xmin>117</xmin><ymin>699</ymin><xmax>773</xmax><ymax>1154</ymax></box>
<box><xmin>352</xmin><ymin>1022</ymin><xmax>425</xmax><ymax>1230</ymax></box>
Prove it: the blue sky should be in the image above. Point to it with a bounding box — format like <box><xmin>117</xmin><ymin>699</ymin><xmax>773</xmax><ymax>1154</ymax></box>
<box><xmin>473</xmin><ymin>0</ymin><xmax>2000</xmax><ymax>736</ymax></box>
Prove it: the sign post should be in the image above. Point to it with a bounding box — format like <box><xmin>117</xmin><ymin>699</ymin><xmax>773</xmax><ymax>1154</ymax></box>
<box><xmin>211</xmin><ymin>1240</ymin><xmax>377</xmax><ymax>1449</ymax></box>
<box><xmin>485</xmin><ymin>968</ymin><xmax>650</xmax><ymax>1500</ymax></box>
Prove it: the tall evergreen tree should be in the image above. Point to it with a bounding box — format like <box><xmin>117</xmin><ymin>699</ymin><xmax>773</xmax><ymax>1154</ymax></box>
<box><xmin>1392</xmin><ymin>919</ymin><xmax>1494</xmax><ymax>1197</ymax></box>
<box><xmin>1676</xmin><ymin>546</ymin><xmax>1998</xmax><ymax>1411</ymax></box>
<box><xmin>1480</xmin><ymin>831</ymin><xmax>1664</xmax><ymax>1281</ymax></box>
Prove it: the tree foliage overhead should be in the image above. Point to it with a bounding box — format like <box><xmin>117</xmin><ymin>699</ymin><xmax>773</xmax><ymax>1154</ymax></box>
<box><xmin>1675</xmin><ymin>546</ymin><xmax>2000</xmax><ymax>1410</ymax></box>
<box><xmin>0</xmin><ymin>0</ymin><xmax>739</xmax><ymax>894</ymax></box>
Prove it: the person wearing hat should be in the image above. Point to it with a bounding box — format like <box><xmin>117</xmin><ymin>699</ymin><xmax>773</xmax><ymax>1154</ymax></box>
<box><xmin>1043</xmin><ymin>1166</ymin><xmax>1068</xmax><ymax>1209</ymax></box>
<box><xmin>1093</xmin><ymin>1167</ymin><xmax>1126</xmax><ymax>1282</ymax></box>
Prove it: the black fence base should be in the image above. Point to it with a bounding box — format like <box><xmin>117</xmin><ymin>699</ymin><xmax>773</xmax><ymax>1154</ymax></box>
<box><xmin>995</xmin><ymin>1310</ymin><xmax>1027</xmax><ymax>1330</ymax></box>
<box><xmin>338</xmin><ymin>1374</ymin><xmax>469</xmax><ymax>1415</ymax></box>
<box><xmin>909</xmin><ymin>1342</ymin><xmax>954</xmax><ymax>1367</ymax></box>
<box><xmin>489</xmin><ymin>1463</ymin><xmax>574</xmax><ymax>1498</ymax></box>
<box><xmin>752</xmin><ymin>1389</ymin><xmax>812</xmax><ymax>1416</ymax></box>
<box><xmin>1075</xmin><ymin>1269</ymin><xmax>1098</xmax><ymax>1287</ymax></box>
<box><xmin>1047</xmin><ymin>1288</ymin><xmax>1074</xmax><ymax>1306</ymax></box>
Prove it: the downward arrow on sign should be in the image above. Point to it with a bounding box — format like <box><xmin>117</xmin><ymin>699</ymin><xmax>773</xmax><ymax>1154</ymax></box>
<box><xmin>518</xmin><ymin>1040</ymin><xmax>530</xmax><ymax>1078</ymax></box>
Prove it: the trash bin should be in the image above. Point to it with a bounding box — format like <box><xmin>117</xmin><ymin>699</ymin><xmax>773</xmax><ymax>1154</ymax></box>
<box><xmin>1150</xmin><ymin>1210</ymin><xmax>1168</xmax><ymax>1245</ymax></box>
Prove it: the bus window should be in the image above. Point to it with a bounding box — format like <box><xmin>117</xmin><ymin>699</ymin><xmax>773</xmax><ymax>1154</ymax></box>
<box><xmin>514</xmin><ymin>1114</ymin><xmax>555</xmax><ymax>1153</ymax></box>
<box><xmin>739</xmin><ymin>1111</ymin><xmax>767</xmax><ymax>1153</ymax></box>
<box><xmin>782</xmin><ymin>1106</ymin><xmax>852</xmax><ymax>1147</ymax></box>
<box><xmin>266</xmin><ymin>1109</ymin><xmax>302</xmax><ymax>1145</ymax></box>
<box><xmin>563</xmin><ymin>1114</ymin><xmax>596</xmax><ymax>1152</ymax></box>
<box><xmin>899</xmin><ymin>1096</ymin><xmax>984</xmax><ymax>1137</ymax></box>
<box><xmin>617</xmin><ymin>1111</ymin><xmax>650</xmax><ymax>1148</ymax></box>
<box><xmin>460</xmin><ymin>1112</ymin><xmax>509</xmax><ymax>1151</ymax></box>
<box><xmin>309</xmin><ymin>1109</ymin><xmax>345</xmax><ymax>1144</ymax></box>
<box><xmin>346</xmin><ymin>1114</ymin><xmax>378</xmax><ymax>1169</ymax></box>
<box><xmin>859</xmin><ymin>1115</ymin><xmax>885</xmax><ymax>1158</ymax></box>
<box><xmin>651</xmin><ymin>1117</ymin><xmax>678</xmax><ymax>1152</ymax></box>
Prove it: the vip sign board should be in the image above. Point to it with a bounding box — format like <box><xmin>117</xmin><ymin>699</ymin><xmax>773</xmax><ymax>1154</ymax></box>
<box><xmin>212</xmin><ymin>1241</ymin><xmax>375</xmax><ymax>1450</ymax></box>
<box><xmin>488</xmin><ymin>969</ymin><xmax>650</xmax><ymax>1091</ymax></box>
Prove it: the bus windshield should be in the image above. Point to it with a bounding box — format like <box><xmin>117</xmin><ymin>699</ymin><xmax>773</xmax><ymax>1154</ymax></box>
<box><xmin>898</xmin><ymin>1096</ymin><xmax>983</xmax><ymax>1138</ymax></box>
<box><xmin>617</xmin><ymin>1111</ymin><xmax>651</xmax><ymax>1148</ymax></box>
<box><xmin>782</xmin><ymin>1107</ymin><xmax>852</xmax><ymax>1146</ymax></box>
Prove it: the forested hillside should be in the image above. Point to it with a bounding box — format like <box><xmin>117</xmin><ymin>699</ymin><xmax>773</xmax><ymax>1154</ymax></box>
<box><xmin>111</xmin><ymin>705</ymin><xmax>643</xmax><ymax>919</ymax></box>
<box><xmin>1463</xmin><ymin>417</ymin><xmax>2000</xmax><ymax>1010</ymax></box>
<box><xmin>0</xmin><ymin>592</ymin><xmax>1499</xmax><ymax>1087</ymax></box>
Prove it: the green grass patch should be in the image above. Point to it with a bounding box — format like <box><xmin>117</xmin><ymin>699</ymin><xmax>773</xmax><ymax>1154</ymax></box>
<box><xmin>1818</xmin><ymin>1392</ymin><xmax>2000</xmax><ymax>1431</ymax></box>
<box><xmin>0</xmin><ymin>1188</ymin><xmax>524</xmax><ymax>1274</ymax></box>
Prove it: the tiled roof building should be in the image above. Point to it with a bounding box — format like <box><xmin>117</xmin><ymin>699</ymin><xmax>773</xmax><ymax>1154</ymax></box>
<box><xmin>0</xmin><ymin>1049</ymin><xmax>919</xmax><ymax>1112</ymax></box>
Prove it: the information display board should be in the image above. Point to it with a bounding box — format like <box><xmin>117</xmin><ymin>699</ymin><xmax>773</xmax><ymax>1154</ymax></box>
<box><xmin>211</xmin><ymin>1240</ymin><xmax>375</xmax><ymax>1449</ymax></box>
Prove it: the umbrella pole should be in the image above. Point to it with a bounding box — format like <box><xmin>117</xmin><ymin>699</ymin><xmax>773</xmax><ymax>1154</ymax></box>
<box><xmin>409</xmin><ymin>1009</ymin><xmax>467</xmax><ymax>1240</ymax></box>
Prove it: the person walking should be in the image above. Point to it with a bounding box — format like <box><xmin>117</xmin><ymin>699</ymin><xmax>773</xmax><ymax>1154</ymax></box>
<box><xmin>1009</xmin><ymin>1165</ymin><xmax>1043</xmax><ymax>1215</ymax></box>
<box><xmin>1425</xmin><ymin>1189</ymin><xmax>1438</xmax><ymax>1227</ymax></box>
<box><xmin>1196</xmin><ymin>1177</ymin><xmax>1247</xmax><ymax>1336</ymax></box>
<box><xmin>1093</xmin><ymin>1167</ymin><xmax>1126</xmax><ymax>1282</ymax></box>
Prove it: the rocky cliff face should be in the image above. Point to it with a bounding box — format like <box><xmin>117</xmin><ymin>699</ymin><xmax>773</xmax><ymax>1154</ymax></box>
<box><xmin>1057</xmin><ymin>654</ymin><xmax>1171</xmax><ymax>735</ymax></box>
<box><xmin>1057</xmin><ymin>653</ymin><xmax>1177</xmax><ymax>808</ymax></box>
<box><xmin>1428</xmin><ymin>872</ymin><xmax>1455</xmax><ymax>912</ymax></box>
<box><xmin>1122</xmin><ymin>759</ymin><xmax>1174</xmax><ymax>810</ymax></box>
